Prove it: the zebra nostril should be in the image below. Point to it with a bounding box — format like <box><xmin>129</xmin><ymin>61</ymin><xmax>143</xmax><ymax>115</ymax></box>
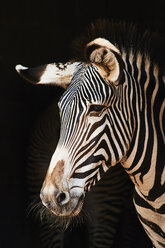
<box><xmin>56</xmin><ymin>191</ymin><xmax>70</xmax><ymax>206</ymax></box>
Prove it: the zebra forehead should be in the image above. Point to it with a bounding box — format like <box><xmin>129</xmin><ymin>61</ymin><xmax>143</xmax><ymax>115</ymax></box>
<box><xmin>59</xmin><ymin>63</ymin><xmax>110</xmax><ymax>108</ymax></box>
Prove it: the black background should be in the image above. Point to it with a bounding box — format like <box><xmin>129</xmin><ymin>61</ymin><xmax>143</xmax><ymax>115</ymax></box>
<box><xmin>0</xmin><ymin>1</ymin><xmax>164</xmax><ymax>247</ymax></box>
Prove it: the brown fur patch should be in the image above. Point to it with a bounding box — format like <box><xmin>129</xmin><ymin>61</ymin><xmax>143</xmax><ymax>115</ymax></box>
<box><xmin>51</xmin><ymin>160</ymin><xmax>64</xmax><ymax>188</ymax></box>
<box><xmin>60</xmin><ymin>75</ymin><xmax>72</xmax><ymax>89</ymax></box>
<box><xmin>43</xmin><ymin>160</ymin><xmax>65</xmax><ymax>189</ymax></box>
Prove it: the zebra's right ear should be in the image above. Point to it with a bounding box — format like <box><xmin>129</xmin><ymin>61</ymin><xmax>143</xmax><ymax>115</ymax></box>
<box><xmin>85</xmin><ymin>38</ymin><xmax>124</xmax><ymax>85</ymax></box>
<box><xmin>15</xmin><ymin>62</ymin><xmax>81</xmax><ymax>89</ymax></box>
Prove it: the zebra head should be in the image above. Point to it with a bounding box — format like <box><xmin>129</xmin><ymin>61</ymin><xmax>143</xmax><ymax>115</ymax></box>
<box><xmin>16</xmin><ymin>38</ymin><xmax>128</xmax><ymax>217</ymax></box>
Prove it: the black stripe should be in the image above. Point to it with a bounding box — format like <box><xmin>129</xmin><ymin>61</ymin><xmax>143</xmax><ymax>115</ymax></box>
<box><xmin>72</xmin><ymin>164</ymin><xmax>100</xmax><ymax>179</ymax></box>
<box><xmin>157</xmin><ymin>241</ymin><xmax>165</xmax><ymax>247</ymax></box>
<box><xmin>134</xmin><ymin>190</ymin><xmax>165</xmax><ymax>214</ymax></box>
<box><xmin>86</xmin><ymin>115</ymin><xmax>107</xmax><ymax>140</ymax></box>
<box><xmin>137</xmin><ymin>213</ymin><xmax>165</xmax><ymax>239</ymax></box>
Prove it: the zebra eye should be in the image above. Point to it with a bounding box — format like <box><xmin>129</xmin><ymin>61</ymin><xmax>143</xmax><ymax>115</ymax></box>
<box><xmin>88</xmin><ymin>104</ymin><xmax>105</xmax><ymax>114</ymax></box>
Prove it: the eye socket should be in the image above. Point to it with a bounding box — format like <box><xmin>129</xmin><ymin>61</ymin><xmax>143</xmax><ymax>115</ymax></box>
<box><xmin>88</xmin><ymin>104</ymin><xmax>106</xmax><ymax>116</ymax></box>
<box><xmin>89</xmin><ymin>104</ymin><xmax>105</xmax><ymax>112</ymax></box>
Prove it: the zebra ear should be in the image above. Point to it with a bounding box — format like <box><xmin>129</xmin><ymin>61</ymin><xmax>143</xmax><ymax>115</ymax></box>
<box><xmin>15</xmin><ymin>62</ymin><xmax>80</xmax><ymax>89</ymax></box>
<box><xmin>85</xmin><ymin>38</ymin><xmax>124</xmax><ymax>85</ymax></box>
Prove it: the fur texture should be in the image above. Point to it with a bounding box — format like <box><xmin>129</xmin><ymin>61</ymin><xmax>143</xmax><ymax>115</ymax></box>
<box><xmin>72</xmin><ymin>19</ymin><xmax>165</xmax><ymax>75</ymax></box>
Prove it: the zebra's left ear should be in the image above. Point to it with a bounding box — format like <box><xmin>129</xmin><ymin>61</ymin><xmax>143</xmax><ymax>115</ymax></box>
<box><xmin>85</xmin><ymin>38</ymin><xmax>124</xmax><ymax>85</ymax></box>
<box><xmin>15</xmin><ymin>62</ymin><xmax>81</xmax><ymax>89</ymax></box>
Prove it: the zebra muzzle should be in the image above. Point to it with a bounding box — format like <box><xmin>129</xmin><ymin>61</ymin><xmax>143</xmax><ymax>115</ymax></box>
<box><xmin>40</xmin><ymin>187</ymin><xmax>84</xmax><ymax>217</ymax></box>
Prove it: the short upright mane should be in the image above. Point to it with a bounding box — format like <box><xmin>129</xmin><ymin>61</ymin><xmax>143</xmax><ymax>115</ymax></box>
<box><xmin>72</xmin><ymin>19</ymin><xmax>165</xmax><ymax>75</ymax></box>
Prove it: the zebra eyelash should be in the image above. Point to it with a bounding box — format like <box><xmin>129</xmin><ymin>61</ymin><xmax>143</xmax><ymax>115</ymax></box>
<box><xmin>87</xmin><ymin>104</ymin><xmax>108</xmax><ymax>117</ymax></box>
<box><xmin>88</xmin><ymin>104</ymin><xmax>105</xmax><ymax>112</ymax></box>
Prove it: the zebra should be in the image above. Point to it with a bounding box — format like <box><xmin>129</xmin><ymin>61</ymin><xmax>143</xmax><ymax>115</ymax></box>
<box><xmin>26</xmin><ymin>99</ymin><xmax>149</xmax><ymax>247</ymax></box>
<box><xmin>15</xmin><ymin>20</ymin><xmax>165</xmax><ymax>247</ymax></box>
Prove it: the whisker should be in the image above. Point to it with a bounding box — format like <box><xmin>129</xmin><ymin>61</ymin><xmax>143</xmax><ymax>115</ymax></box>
<box><xmin>39</xmin><ymin>205</ymin><xmax>47</xmax><ymax>223</ymax></box>
<box><xmin>26</xmin><ymin>197</ymin><xmax>42</xmax><ymax>219</ymax></box>
<box><xmin>26</xmin><ymin>196</ymin><xmax>90</xmax><ymax>234</ymax></box>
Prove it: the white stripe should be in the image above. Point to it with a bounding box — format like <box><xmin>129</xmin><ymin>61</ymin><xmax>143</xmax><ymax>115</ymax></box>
<box><xmin>123</xmin><ymin>56</ymin><xmax>141</xmax><ymax>168</ymax></box>
<box><xmin>125</xmin><ymin>59</ymin><xmax>150</xmax><ymax>179</ymax></box>
<box><xmin>159</xmin><ymin>99</ymin><xmax>165</xmax><ymax>144</ymax></box>
<box><xmin>142</xmin><ymin>65</ymin><xmax>159</xmax><ymax>193</ymax></box>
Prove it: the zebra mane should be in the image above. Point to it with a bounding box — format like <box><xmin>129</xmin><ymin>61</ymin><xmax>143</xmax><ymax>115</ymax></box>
<box><xmin>72</xmin><ymin>19</ymin><xmax>165</xmax><ymax>75</ymax></box>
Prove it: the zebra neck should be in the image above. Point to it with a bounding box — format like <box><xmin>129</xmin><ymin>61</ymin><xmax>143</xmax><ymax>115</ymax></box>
<box><xmin>120</xmin><ymin>52</ymin><xmax>165</xmax><ymax>199</ymax></box>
